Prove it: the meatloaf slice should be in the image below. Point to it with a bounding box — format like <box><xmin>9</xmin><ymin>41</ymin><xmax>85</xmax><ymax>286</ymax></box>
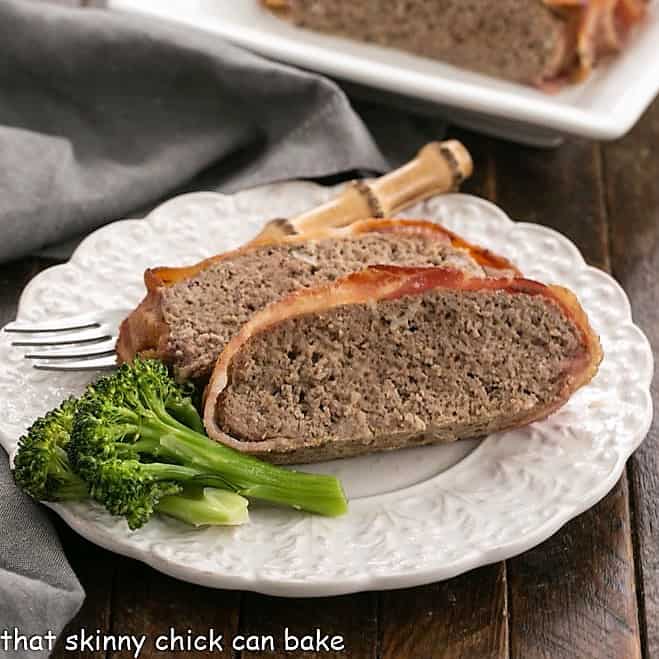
<box><xmin>265</xmin><ymin>0</ymin><xmax>646</xmax><ymax>85</ymax></box>
<box><xmin>269</xmin><ymin>0</ymin><xmax>569</xmax><ymax>83</ymax></box>
<box><xmin>117</xmin><ymin>218</ymin><xmax>518</xmax><ymax>382</ymax></box>
<box><xmin>205</xmin><ymin>265</ymin><xmax>602</xmax><ymax>464</ymax></box>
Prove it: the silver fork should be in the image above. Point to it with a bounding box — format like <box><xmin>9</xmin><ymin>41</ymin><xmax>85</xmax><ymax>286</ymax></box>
<box><xmin>3</xmin><ymin>309</ymin><xmax>130</xmax><ymax>371</ymax></box>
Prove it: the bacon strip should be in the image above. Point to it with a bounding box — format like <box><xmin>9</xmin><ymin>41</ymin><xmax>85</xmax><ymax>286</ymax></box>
<box><xmin>144</xmin><ymin>218</ymin><xmax>518</xmax><ymax>291</ymax></box>
<box><xmin>544</xmin><ymin>0</ymin><xmax>646</xmax><ymax>81</ymax></box>
<box><xmin>204</xmin><ymin>265</ymin><xmax>603</xmax><ymax>456</ymax></box>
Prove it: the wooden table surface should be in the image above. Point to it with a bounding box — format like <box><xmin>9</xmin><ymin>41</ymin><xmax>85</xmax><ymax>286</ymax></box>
<box><xmin>7</xmin><ymin>3</ymin><xmax>658</xmax><ymax>658</ymax></box>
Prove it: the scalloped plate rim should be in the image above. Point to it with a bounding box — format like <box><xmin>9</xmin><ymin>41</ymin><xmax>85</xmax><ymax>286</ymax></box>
<box><xmin>0</xmin><ymin>183</ymin><xmax>653</xmax><ymax>597</ymax></box>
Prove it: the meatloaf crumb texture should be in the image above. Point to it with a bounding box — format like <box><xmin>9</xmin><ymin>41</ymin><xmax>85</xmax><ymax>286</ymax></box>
<box><xmin>216</xmin><ymin>288</ymin><xmax>584</xmax><ymax>458</ymax></box>
<box><xmin>283</xmin><ymin>0</ymin><xmax>567</xmax><ymax>83</ymax></box>
<box><xmin>161</xmin><ymin>233</ymin><xmax>484</xmax><ymax>380</ymax></box>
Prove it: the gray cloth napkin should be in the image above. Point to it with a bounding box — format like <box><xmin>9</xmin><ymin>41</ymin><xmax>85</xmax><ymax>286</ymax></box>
<box><xmin>0</xmin><ymin>0</ymin><xmax>445</xmax><ymax>263</ymax></box>
<box><xmin>0</xmin><ymin>1</ymin><xmax>445</xmax><ymax>656</ymax></box>
<box><xmin>0</xmin><ymin>452</ymin><xmax>84</xmax><ymax>658</ymax></box>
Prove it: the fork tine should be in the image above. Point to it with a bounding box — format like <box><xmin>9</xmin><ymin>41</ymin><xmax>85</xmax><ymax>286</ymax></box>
<box><xmin>4</xmin><ymin>313</ymin><xmax>100</xmax><ymax>333</ymax></box>
<box><xmin>24</xmin><ymin>337</ymin><xmax>117</xmax><ymax>360</ymax></box>
<box><xmin>33</xmin><ymin>355</ymin><xmax>118</xmax><ymax>371</ymax></box>
<box><xmin>11</xmin><ymin>328</ymin><xmax>111</xmax><ymax>347</ymax></box>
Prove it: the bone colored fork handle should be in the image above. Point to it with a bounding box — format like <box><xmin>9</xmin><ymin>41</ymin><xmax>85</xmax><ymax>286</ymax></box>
<box><xmin>250</xmin><ymin>140</ymin><xmax>473</xmax><ymax>244</ymax></box>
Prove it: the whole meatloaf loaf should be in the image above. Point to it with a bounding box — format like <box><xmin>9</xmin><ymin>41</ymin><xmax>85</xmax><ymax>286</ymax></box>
<box><xmin>204</xmin><ymin>265</ymin><xmax>602</xmax><ymax>464</ymax></box>
<box><xmin>265</xmin><ymin>0</ymin><xmax>646</xmax><ymax>85</ymax></box>
<box><xmin>116</xmin><ymin>218</ymin><xmax>517</xmax><ymax>382</ymax></box>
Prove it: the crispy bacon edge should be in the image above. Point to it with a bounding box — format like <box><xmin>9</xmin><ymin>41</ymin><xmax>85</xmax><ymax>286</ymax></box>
<box><xmin>542</xmin><ymin>0</ymin><xmax>645</xmax><ymax>84</ymax></box>
<box><xmin>203</xmin><ymin>265</ymin><xmax>603</xmax><ymax>458</ymax></box>
<box><xmin>115</xmin><ymin>218</ymin><xmax>519</xmax><ymax>368</ymax></box>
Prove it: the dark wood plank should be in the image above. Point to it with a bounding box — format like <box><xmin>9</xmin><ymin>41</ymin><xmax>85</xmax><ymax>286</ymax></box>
<box><xmin>0</xmin><ymin>258</ymin><xmax>46</xmax><ymax>325</ymax></box>
<box><xmin>494</xmin><ymin>138</ymin><xmax>609</xmax><ymax>270</ymax></box>
<box><xmin>603</xmin><ymin>97</ymin><xmax>659</xmax><ymax>659</ymax></box>
<box><xmin>378</xmin><ymin>127</ymin><xmax>509</xmax><ymax>659</ymax></box>
<box><xmin>380</xmin><ymin>566</ymin><xmax>508</xmax><ymax>659</ymax></box>
<box><xmin>507</xmin><ymin>479</ymin><xmax>639</xmax><ymax>659</ymax></box>
<box><xmin>107</xmin><ymin>557</ymin><xmax>240</xmax><ymax>658</ymax></box>
<box><xmin>455</xmin><ymin>131</ymin><xmax>498</xmax><ymax>202</ymax></box>
<box><xmin>493</xmin><ymin>137</ymin><xmax>641</xmax><ymax>659</ymax></box>
<box><xmin>51</xmin><ymin>521</ymin><xmax>117</xmax><ymax>659</ymax></box>
<box><xmin>240</xmin><ymin>592</ymin><xmax>377</xmax><ymax>658</ymax></box>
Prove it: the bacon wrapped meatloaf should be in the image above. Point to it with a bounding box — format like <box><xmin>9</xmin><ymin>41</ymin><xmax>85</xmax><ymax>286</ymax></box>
<box><xmin>264</xmin><ymin>0</ymin><xmax>646</xmax><ymax>86</ymax></box>
<box><xmin>205</xmin><ymin>265</ymin><xmax>602</xmax><ymax>463</ymax></box>
<box><xmin>116</xmin><ymin>218</ymin><xmax>517</xmax><ymax>382</ymax></box>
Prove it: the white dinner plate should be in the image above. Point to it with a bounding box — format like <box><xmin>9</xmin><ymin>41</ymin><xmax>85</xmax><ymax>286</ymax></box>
<box><xmin>109</xmin><ymin>0</ymin><xmax>659</xmax><ymax>144</ymax></box>
<box><xmin>0</xmin><ymin>185</ymin><xmax>653</xmax><ymax>596</ymax></box>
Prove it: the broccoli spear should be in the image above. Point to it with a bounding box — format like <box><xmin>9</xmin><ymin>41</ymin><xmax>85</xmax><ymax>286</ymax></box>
<box><xmin>13</xmin><ymin>396</ymin><xmax>248</xmax><ymax>529</ymax></box>
<box><xmin>68</xmin><ymin>358</ymin><xmax>347</xmax><ymax>525</ymax></box>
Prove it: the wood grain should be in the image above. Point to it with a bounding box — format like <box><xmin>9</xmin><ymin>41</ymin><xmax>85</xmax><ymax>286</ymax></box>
<box><xmin>380</xmin><ymin>566</ymin><xmax>508</xmax><ymax>659</ymax></box>
<box><xmin>240</xmin><ymin>592</ymin><xmax>377</xmax><ymax>659</ymax></box>
<box><xmin>51</xmin><ymin>522</ymin><xmax>116</xmax><ymax>659</ymax></box>
<box><xmin>455</xmin><ymin>131</ymin><xmax>498</xmax><ymax>203</ymax></box>
<box><xmin>494</xmin><ymin>137</ymin><xmax>641</xmax><ymax>659</ymax></box>
<box><xmin>494</xmin><ymin>138</ymin><xmax>609</xmax><ymax>270</ymax></box>
<box><xmin>0</xmin><ymin>258</ymin><xmax>46</xmax><ymax>326</ymax></box>
<box><xmin>107</xmin><ymin>558</ymin><xmax>240</xmax><ymax>658</ymax></box>
<box><xmin>604</xmin><ymin>97</ymin><xmax>659</xmax><ymax>659</ymax></box>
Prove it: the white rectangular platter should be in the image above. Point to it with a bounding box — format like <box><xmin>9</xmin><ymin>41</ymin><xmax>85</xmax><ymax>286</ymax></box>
<box><xmin>110</xmin><ymin>0</ymin><xmax>659</xmax><ymax>143</ymax></box>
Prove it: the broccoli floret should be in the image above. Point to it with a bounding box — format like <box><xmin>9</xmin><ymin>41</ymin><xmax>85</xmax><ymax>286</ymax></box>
<box><xmin>13</xmin><ymin>390</ymin><xmax>249</xmax><ymax>530</ymax></box>
<box><xmin>13</xmin><ymin>397</ymin><xmax>88</xmax><ymax>501</ymax></box>
<box><xmin>69</xmin><ymin>358</ymin><xmax>348</xmax><ymax>521</ymax></box>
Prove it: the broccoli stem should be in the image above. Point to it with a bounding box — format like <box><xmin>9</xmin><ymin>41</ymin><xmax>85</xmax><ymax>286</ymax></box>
<box><xmin>155</xmin><ymin>487</ymin><xmax>249</xmax><ymax>527</ymax></box>
<box><xmin>51</xmin><ymin>475</ymin><xmax>89</xmax><ymax>501</ymax></box>
<box><xmin>135</xmin><ymin>411</ymin><xmax>347</xmax><ymax>517</ymax></box>
<box><xmin>139</xmin><ymin>462</ymin><xmax>204</xmax><ymax>482</ymax></box>
<box><xmin>165</xmin><ymin>398</ymin><xmax>205</xmax><ymax>434</ymax></box>
<box><xmin>137</xmin><ymin>462</ymin><xmax>238</xmax><ymax>493</ymax></box>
